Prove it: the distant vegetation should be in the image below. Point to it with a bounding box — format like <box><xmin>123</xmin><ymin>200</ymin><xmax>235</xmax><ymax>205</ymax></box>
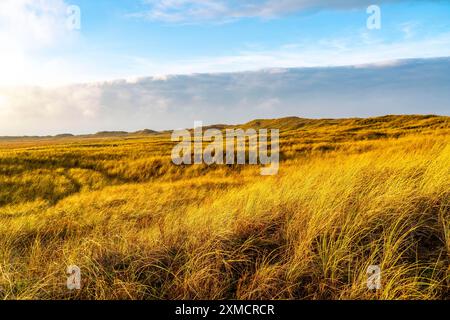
<box><xmin>0</xmin><ymin>115</ymin><xmax>448</xmax><ymax>300</ymax></box>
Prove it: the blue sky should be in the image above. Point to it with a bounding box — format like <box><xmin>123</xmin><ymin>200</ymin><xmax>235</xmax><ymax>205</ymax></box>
<box><xmin>77</xmin><ymin>1</ymin><xmax>449</xmax><ymax>80</ymax></box>
<box><xmin>2</xmin><ymin>0</ymin><xmax>449</xmax><ymax>85</ymax></box>
<box><xmin>71</xmin><ymin>0</ymin><xmax>450</xmax><ymax>61</ymax></box>
<box><xmin>0</xmin><ymin>0</ymin><xmax>449</xmax><ymax>135</ymax></box>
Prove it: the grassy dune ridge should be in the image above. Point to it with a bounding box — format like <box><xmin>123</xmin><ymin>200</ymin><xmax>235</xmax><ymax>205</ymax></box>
<box><xmin>0</xmin><ymin>115</ymin><xmax>449</xmax><ymax>299</ymax></box>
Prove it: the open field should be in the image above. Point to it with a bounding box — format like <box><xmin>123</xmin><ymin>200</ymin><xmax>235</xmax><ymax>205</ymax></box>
<box><xmin>0</xmin><ymin>115</ymin><xmax>449</xmax><ymax>300</ymax></box>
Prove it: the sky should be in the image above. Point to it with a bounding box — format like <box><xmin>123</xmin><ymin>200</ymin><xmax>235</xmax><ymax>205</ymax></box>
<box><xmin>0</xmin><ymin>0</ymin><xmax>449</xmax><ymax>135</ymax></box>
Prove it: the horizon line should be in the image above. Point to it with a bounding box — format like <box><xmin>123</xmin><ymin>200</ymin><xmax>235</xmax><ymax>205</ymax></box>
<box><xmin>0</xmin><ymin>114</ymin><xmax>447</xmax><ymax>140</ymax></box>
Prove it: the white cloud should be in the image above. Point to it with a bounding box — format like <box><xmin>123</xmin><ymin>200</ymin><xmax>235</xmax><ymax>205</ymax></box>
<box><xmin>0</xmin><ymin>0</ymin><xmax>79</xmax><ymax>86</ymax></box>
<box><xmin>0</xmin><ymin>95</ymin><xmax>10</xmax><ymax>114</ymax></box>
<box><xmin>122</xmin><ymin>31</ymin><xmax>450</xmax><ymax>76</ymax></box>
<box><xmin>0</xmin><ymin>0</ymin><xmax>67</xmax><ymax>49</ymax></box>
<box><xmin>135</xmin><ymin>0</ymin><xmax>406</xmax><ymax>23</ymax></box>
<box><xmin>399</xmin><ymin>21</ymin><xmax>419</xmax><ymax>39</ymax></box>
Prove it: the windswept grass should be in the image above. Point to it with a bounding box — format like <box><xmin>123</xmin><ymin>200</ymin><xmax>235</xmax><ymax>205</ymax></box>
<box><xmin>0</xmin><ymin>115</ymin><xmax>449</xmax><ymax>300</ymax></box>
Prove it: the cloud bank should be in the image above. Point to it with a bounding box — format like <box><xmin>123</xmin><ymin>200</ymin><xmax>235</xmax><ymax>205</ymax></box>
<box><xmin>0</xmin><ymin>57</ymin><xmax>449</xmax><ymax>136</ymax></box>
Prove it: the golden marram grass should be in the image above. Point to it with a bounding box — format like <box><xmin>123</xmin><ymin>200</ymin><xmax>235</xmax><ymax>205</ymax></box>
<box><xmin>0</xmin><ymin>115</ymin><xmax>448</xmax><ymax>300</ymax></box>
